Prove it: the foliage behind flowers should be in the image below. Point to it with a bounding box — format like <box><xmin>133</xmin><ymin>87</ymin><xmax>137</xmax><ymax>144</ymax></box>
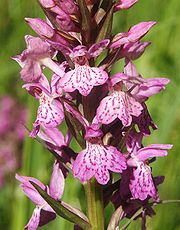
<box><xmin>0</xmin><ymin>95</ymin><xmax>27</xmax><ymax>187</ymax></box>
<box><xmin>7</xmin><ymin>0</ymin><xmax>179</xmax><ymax>230</ymax></box>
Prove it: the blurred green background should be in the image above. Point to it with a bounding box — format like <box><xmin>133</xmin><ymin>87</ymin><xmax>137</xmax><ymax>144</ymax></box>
<box><xmin>0</xmin><ymin>0</ymin><xmax>180</xmax><ymax>229</ymax></box>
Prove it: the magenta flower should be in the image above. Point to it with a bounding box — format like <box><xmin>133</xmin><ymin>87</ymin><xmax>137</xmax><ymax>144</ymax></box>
<box><xmin>16</xmin><ymin>161</ymin><xmax>64</xmax><ymax>230</ymax></box>
<box><xmin>39</xmin><ymin>0</ymin><xmax>79</xmax><ymax>32</ymax></box>
<box><xmin>13</xmin><ymin>35</ymin><xmax>64</xmax><ymax>82</ymax></box>
<box><xmin>73</xmin><ymin>141</ymin><xmax>127</xmax><ymax>185</ymax></box>
<box><xmin>25</xmin><ymin>18</ymin><xmax>69</xmax><ymax>45</ymax></box>
<box><xmin>23</xmin><ymin>75</ymin><xmax>64</xmax><ymax>136</ymax></box>
<box><xmin>119</xmin><ymin>41</ymin><xmax>151</xmax><ymax>60</ymax></box>
<box><xmin>97</xmin><ymin>58</ymin><xmax>168</xmax><ymax>129</ymax></box>
<box><xmin>112</xmin><ymin>171</ymin><xmax>164</xmax><ymax>220</ymax></box>
<box><xmin>57</xmin><ymin>40</ymin><xmax>110</xmax><ymax>96</ymax></box>
<box><xmin>55</xmin><ymin>9</ymin><xmax>79</xmax><ymax>32</ymax></box>
<box><xmin>127</xmin><ymin>133</ymin><xmax>173</xmax><ymax>201</ymax></box>
<box><xmin>110</xmin><ymin>60</ymin><xmax>169</xmax><ymax>134</ymax></box>
<box><xmin>39</xmin><ymin>0</ymin><xmax>79</xmax><ymax>16</ymax></box>
<box><xmin>114</xmin><ymin>0</ymin><xmax>138</xmax><ymax>11</ymax></box>
<box><xmin>65</xmin><ymin>108</ymin><xmax>127</xmax><ymax>184</ymax></box>
<box><xmin>123</xmin><ymin>60</ymin><xmax>170</xmax><ymax>101</ymax></box>
<box><xmin>96</xmin><ymin>86</ymin><xmax>143</xmax><ymax>126</ymax></box>
<box><xmin>110</xmin><ymin>21</ymin><xmax>156</xmax><ymax>49</ymax></box>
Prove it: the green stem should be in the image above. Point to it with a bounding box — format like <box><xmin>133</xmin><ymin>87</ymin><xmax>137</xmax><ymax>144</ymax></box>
<box><xmin>84</xmin><ymin>178</ymin><xmax>104</xmax><ymax>230</ymax></box>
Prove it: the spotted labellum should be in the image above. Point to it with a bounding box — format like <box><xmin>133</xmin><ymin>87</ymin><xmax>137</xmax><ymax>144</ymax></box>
<box><xmin>57</xmin><ymin>40</ymin><xmax>110</xmax><ymax>96</ymax></box>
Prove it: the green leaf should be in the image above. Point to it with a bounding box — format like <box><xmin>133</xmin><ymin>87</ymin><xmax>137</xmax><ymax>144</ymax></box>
<box><xmin>65</xmin><ymin>110</ymin><xmax>86</xmax><ymax>149</ymax></box>
<box><xmin>30</xmin><ymin>182</ymin><xmax>91</xmax><ymax>230</ymax></box>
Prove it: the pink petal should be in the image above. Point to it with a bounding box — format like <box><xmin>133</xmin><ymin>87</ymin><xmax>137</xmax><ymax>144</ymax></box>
<box><xmin>111</xmin><ymin>21</ymin><xmax>156</xmax><ymax>49</ymax></box>
<box><xmin>16</xmin><ymin>174</ymin><xmax>46</xmax><ymax>191</ymax></box>
<box><xmin>136</xmin><ymin>144</ymin><xmax>173</xmax><ymax>161</ymax></box>
<box><xmin>25</xmin><ymin>35</ymin><xmax>52</xmax><ymax>57</ymax></box>
<box><xmin>107</xmin><ymin>146</ymin><xmax>127</xmax><ymax>172</ymax></box>
<box><xmin>95</xmin><ymin>166</ymin><xmax>110</xmax><ymax>185</ymax></box>
<box><xmin>96</xmin><ymin>95</ymin><xmax>120</xmax><ymax>124</ymax></box>
<box><xmin>114</xmin><ymin>0</ymin><xmax>138</xmax><ymax>11</ymax></box>
<box><xmin>71</xmin><ymin>45</ymin><xmax>87</xmax><ymax>58</ymax></box>
<box><xmin>129</xmin><ymin>163</ymin><xmax>158</xmax><ymax>201</ymax></box>
<box><xmin>49</xmin><ymin>162</ymin><xmax>65</xmax><ymax>200</ymax></box>
<box><xmin>56</xmin><ymin>13</ymin><xmax>79</xmax><ymax>32</ymax></box>
<box><xmin>58</xmin><ymin>0</ymin><xmax>79</xmax><ymax>15</ymax></box>
<box><xmin>42</xmin><ymin>127</ymin><xmax>65</xmax><ymax>146</ymax></box>
<box><xmin>16</xmin><ymin>174</ymin><xmax>45</xmax><ymax>205</ymax></box>
<box><xmin>39</xmin><ymin>0</ymin><xmax>55</xmax><ymax>8</ymax></box>
<box><xmin>35</xmin><ymin>94</ymin><xmax>64</xmax><ymax>128</ymax></box>
<box><xmin>124</xmin><ymin>59</ymin><xmax>139</xmax><ymax>77</ymax></box>
<box><xmin>96</xmin><ymin>91</ymin><xmax>143</xmax><ymax>126</ymax></box>
<box><xmin>25</xmin><ymin>207</ymin><xmax>41</xmax><ymax>230</ymax></box>
<box><xmin>126</xmin><ymin>92</ymin><xmax>143</xmax><ymax>117</ymax></box>
<box><xmin>58</xmin><ymin>65</ymin><xmax>108</xmax><ymax>96</ymax></box>
<box><xmin>25</xmin><ymin>18</ymin><xmax>54</xmax><ymax>39</ymax></box>
<box><xmin>21</xmin><ymin>186</ymin><xmax>45</xmax><ymax>206</ymax></box>
<box><xmin>72</xmin><ymin>142</ymin><xmax>127</xmax><ymax>185</ymax></box>
<box><xmin>122</xmin><ymin>41</ymin><xmax>151</xmax><ymax>60</ymax></box>
<box><xmin>72</xmin><ymin>148</ymin><xmax>96</xmax><ymax>183</ymax></box>
<box><xmin>128</xmin><ymin>21</ymin><xmax>156</xmax><ymax>42</ymax></box>
<box><xmin>132</xmin><ymin>77</ymin><xmax>170</xmax><ymax>100</ymax></box>
<box><xmin>91</xmin><ymin>67</ymin><xmax>108</xmax><ymax>86</ymax></box>
<box><xmin>88</xmin><ymin>39</ymin><xmax>110</xmax><ymax>57</ymax></box>
<box><xmin>20</xmin><ymin>60</ymin><xmax>42</xmax><ymax>82</ymax></box>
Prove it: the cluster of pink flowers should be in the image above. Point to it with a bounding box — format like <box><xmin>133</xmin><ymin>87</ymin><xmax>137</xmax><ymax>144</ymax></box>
<box><xmin>14</xmin><ymin>0</ymin><xmax>172</xmax><ymax>229</ymax></box>
<box><xmin>0</xmin><ymin>96</ymin><xmax>26</xmax><ymax>187</ymax></box>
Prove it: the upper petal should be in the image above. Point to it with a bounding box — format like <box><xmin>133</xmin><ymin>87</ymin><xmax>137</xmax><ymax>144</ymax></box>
<box><xmin>49</xmin><ymin>161</ymin><xmax>65</xmax><ymax>200</ymax></box>
<box><xmin>111</xmin><ymin>21</ymin><xmax>156</xmax><ymax>48</ymax></box>
<box><xmin>16</xmin><ymin>174</ymin><xmax>45</xmax><ymax>205</ymax></box>
<box><xmin>88</xmin><ymin>39</ymin><xmax>110</xmax><ymax>58</ymax></box>
<box><xmin>121</xmin><ymin>41</ymin><xmax>151</xmax><ymax>60</ymax></box>
<box><xmin>136</xmin><ymin>144</ymin><xmax>173</xmax><ymax>161</ymax></box>
<box><xmin>114</xmin><ymin>0</ymin><xmax>138</xmax><ymax>11</ymax></box>
<box><xmin>20</xmin><ymin>60</ymin><xmax>42</xmax><ymax>82</ymax></box>
<box><xmin>132</xmin><ymin>77</ymin><xmax>170</xmax><ymax>100</ymax></box>
<box><xmin>25</xmin><ymin>18</ymin><xmax>54</xmax><ymax>39</ymax></box>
